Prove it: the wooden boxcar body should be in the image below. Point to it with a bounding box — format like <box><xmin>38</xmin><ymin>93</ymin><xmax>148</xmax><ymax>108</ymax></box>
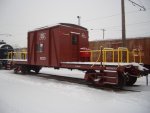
<box><xmin>89</xmin><ymin>37</ymin><xmax>150</xmax><ymax>69</ymax></box>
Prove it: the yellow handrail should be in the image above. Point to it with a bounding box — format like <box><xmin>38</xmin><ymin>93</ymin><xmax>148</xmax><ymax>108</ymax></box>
<box><xmin>102</xmin><ymin>48</ymin><xmax>114</xmax><ymax>62</ymax></box>
<box><xmin>118</xmin><ymin>47</ymin><xmax>129</xmax><ymax>63</ymax></box>
<box><xmin>7</xmin><ymin>47</ymin><xmax>142</xmax><ymax>63</ymax></box>
<box><xmin>80</xmin><ymin>47</ymin><xmax>130</xmax><ymax>63</ymax></box>
<box><xmin>132</xmin><ymin>49</ymin><xmax>142</xmax><ymax>63</ymax></box>
<box><xmin>7</xmin><ymin>51</ymin><xmax>27</xmax><ymax>60</ymax></box>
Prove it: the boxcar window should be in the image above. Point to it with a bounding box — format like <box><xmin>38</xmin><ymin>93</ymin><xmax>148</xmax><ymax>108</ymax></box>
<box><xmin>36</xmin><ymin>43</ymin><xmax>44</xmax><ymax>52</ymax></box>
<box><xmin>72</xmin><ymin>35</ymin><xmax>78</xmax><ymax>45</ymax></box>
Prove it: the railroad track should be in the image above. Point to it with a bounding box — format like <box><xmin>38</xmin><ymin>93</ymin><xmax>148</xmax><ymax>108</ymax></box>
<box><xmin>15</xmin><ymin>72</ymin><xmax>141</xmax><ymax>92</ymax></box>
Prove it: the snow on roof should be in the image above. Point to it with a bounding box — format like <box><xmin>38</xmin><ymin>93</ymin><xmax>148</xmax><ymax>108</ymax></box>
<box><xmin>29</xmin><ymin>23</ymin><xmax>60</xmax><ymax>32</ymax></box>
<box><xmin>29</xmin><ymin>23</ymin><xmax>87</xmax><ymax>32</ymax></box>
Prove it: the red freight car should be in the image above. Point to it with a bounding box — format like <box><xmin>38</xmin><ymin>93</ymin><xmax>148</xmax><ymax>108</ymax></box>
<box><xmin>13</xmin><ymin>23</ymin><xmax>149</xmax><ymax>88</ymax></box>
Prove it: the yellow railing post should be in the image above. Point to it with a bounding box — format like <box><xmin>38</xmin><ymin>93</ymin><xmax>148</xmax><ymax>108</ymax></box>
<box><xmin>90</xmin><ymin>51</ymin><xmax>93</xmax><ymax>62</ymax></box>
<box><xmin>7</xmin><ymin>52</ymin><xmax>10</xmax><ymax>59</ymax></box>
<box><xmin>118</xmin><ymin>48</ymin><xmax>120</xmax><ymax>63</ymax></box>
<box><xmin>121</xmin><ymin>49</ymin><xmax>122</xmax><ymax>62</ymax></box>
<box><xmin>132</xmin><ymin>49</ymin><xmax>142</xmax><ymax>63</ymax></box>
<box><xmin>112</xmin><ymin>50</ymin><xmax>114</xmax><ymax>62</ymax></box>
<box><xmin>25</xmin><ymin>53</ymin><xmax>27</xmax><ymax>59</ymax></box>
<box><xmin>118</xmin><ymin>47</ymin><xmax>129</xmax><ymax>63</ymax></box>
<box><xmin>139</xmin><ymin>49</ymin><xmax>142</xmax><ymax>63</ymax></box>
<box><xmin>11</xmin><ymin>51</ymin><xmax>13</xmax><ymax>59</ymax></box>
<box><xmin>102</xmin><ymin>50</ymin><xmax>104</xmax><ymax>62</ymax></box>
<box><xmin>133</xmin><ymin>49</ymin><xmax>136</xmax><ymax>62</ymax></box>
<box><xmin>127</xmin><ymin>49</ymin><xmax>129</xmax><ymax>63</ymax></box>
<box><xmin>102</xmin><ymin>48</ymin><xmax>114</xmax><ymax>62</ymax></box>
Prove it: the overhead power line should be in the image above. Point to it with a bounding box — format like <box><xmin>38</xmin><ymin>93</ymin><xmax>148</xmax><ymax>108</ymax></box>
<box><xmin>82</xmin><ymin>8</ymin><xmax>150</xmax><ymax>24</ymax></box>
<box><xmin>0</xmin><ymin>33</ymin><xmax>12</xmax><ymax>36</ymax></box>
<box><xmin>91</xmin><ymin>20</ymin><xmax>150</xmax><ymax>31</ymax></box>
<box><xmin>111</xmin><ymin>20</ymin><xmax>150</xmax><ymax>28</ymax></box>
<box><xmin>129</xmin><ymin>0</ymin><xmax>146</xmax><ymax>11</ymax></box>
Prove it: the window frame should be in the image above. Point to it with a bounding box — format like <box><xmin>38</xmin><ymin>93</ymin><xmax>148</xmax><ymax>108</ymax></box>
<box><xmin>36</xmin><ymin>43</ymin><xmax>44</xmax><ymax>53</ymax></box>
<box><xmin>72</xmin><ymin>34</ymin><xmax>78</xmax><ymax>45</ymax></box>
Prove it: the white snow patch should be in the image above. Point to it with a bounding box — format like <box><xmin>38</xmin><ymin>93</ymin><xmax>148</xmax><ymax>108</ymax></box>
<box><xmin>40</xmin><ymin>67</ymin><xmax>85</xmax><ymax>78</ymax></box>
<box><xmin>132</xmin><ymin>62</ymin><xmax>149</xmax><ymax>71</ymax></box>
<box><xmin>0</xmin><ymin>68</ymin><xmax>150</xmax><ymax>113</ymax></box>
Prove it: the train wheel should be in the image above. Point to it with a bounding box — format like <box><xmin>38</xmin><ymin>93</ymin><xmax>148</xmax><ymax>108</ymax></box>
<box><xmin>126</xmin><ymin>75</ymin><xmax>137</xmax><ymax>86</ymax></box>
<box><xmin>14</xmin><ymin>67</ymin><xmax>19</xmax><ymax>74</ymax></box>
<box><xmin>34</xmin><ymin>66</ymin><xmax>41</xmax><ymax>74</ymax></box>
<box><xmin>117</xmin><ymin>73</ymin><xmax>126</xmax><ymax>88</ymax></box>
<box><xmin>13</xmin><ymin>65</ymin><xmax>21</xmax><ymax>74</ymax></box>
<box><xmin>21</xmin><ymin>65</ymin><xmax>28</xmax><ymax>74</ymax></box>
<box><xmin>0</xmin><ymin>62</ymin><xmax>2</xmax><ymax>69</ymax></box>
<box><xmin>84</xmin><ymin>70</ymin><xmax>96</xmax><ymax>85</ymax></box>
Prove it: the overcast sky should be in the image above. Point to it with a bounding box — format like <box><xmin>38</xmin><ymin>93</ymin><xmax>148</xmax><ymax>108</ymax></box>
<box><xmin>0</xmin><ymin>0</ymin><xmax>150</xmax><ymax>47</ymax></box>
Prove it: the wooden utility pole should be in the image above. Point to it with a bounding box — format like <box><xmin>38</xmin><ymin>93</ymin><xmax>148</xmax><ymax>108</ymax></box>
<box><xmin>121</xmin><ymin>0</ymin><xmax>126</xmax><ymax>47</ymax></box>
<box><xmin>121</xmin><ymin>0</ymin><xmax>146</xmax><ymax>47</ymax></box>
<box><xmin>90</xmin><ymin>29</ymin><xmax>106</xmax><ymax>40</ymax></box>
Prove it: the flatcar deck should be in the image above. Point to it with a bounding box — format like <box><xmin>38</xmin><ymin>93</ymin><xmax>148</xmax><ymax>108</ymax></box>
<box><xmin>1</xmin><ymin>58</ymin><xmax>147</xmax><ymax>72</ymax></box>
<box><xmin>61</xmin><ymin>62</ymin><xmax>146</xmax><ymax>71</ymax></box>
<box><xmin>0</xmin><ymin>59</ymin><xmax>27</xmax><ymax>65</ymax></box>
<box><xmin>61</xmin><ymin>62</ymin><xmax>135</xmax><ymax>66</ymax></box>
<box><xmin>0</xmin><ymin>59</ymin><xmax>27</xmax><ymax>61</ymax></box>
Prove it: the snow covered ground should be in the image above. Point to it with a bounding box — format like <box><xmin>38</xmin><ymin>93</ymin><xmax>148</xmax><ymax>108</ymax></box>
<box><xmin>0</xmin><ymin>68</ymin><xmax>150</xmax><ymax>113</ymax></box>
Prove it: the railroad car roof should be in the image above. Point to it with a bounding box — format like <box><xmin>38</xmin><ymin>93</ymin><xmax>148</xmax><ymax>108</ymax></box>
<box><xmin>29</xmin><ymin>23</ymin><xmax>87</xmax><ymax>32</ymax></box>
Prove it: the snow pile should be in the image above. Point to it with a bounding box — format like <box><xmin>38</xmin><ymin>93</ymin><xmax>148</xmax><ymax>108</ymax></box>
<box><xmin>132</xmin><ymin>62</ymin><xmax>149</xmax><ymax>71</ymax></box>
<box><xmin>0</xmin><ymin>68</ymin><xmax>150</xmax><ymax>113</ymax></box>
